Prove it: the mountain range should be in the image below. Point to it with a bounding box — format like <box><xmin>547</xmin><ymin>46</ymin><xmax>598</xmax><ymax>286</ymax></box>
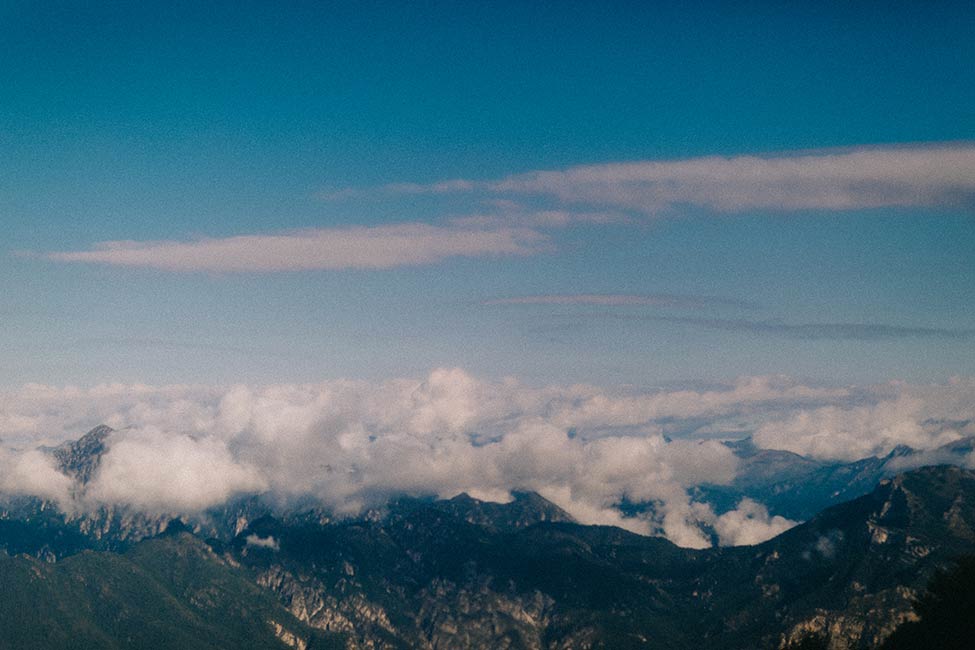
<box><xmin>1</xmin><ymin>425</ymin><xmax>974</xmax><ymax>649</ymax></box>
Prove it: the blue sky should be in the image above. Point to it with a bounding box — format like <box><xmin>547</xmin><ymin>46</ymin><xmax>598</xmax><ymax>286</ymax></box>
<box><xmin>2</xmin><ymin>1</ymin><xmax>974</xmax><ymax>387</ymax></box>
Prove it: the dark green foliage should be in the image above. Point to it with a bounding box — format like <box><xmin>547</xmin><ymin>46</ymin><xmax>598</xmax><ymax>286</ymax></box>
<box><xmin>881</xmin><ymin>555</ymin><xmax>975</xmax><ymax>650</ymax></box>
<box><xmin>1</xmin><ymin>465</ymin><xmax>975</xmax><ymax>648</ymax></box>
<box><xmin>0</xmin><ymin>533</ymin><xmax>345</xmax><ymax>650</ymax></box>
<box><xmin>227</xmin><ymin>466</ymin><xmax>975</xmax><ymax>649</ymax></box>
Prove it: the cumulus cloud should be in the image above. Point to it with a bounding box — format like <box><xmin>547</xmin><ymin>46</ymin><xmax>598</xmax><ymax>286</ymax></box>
<box><xmin>371</xmin><ymin>143</ymin><xmax>975</xmax><ymax>214</ymax></box>
<box><xmin>713</xmin><ymin>498</ymin><xmax>797</xmax><ymax>546</ymax></box>
<box><xmin>0</xmin><ymin>448</ymin><xmax>75</xmax><ymax>508</ymax></box>
<box><xmin>753</xmin><ymin>395</ymin><xmax>964</xmax><ymax>462</ymax></box>
<box><xmin>1</xmin><ymin>372</ymin><xmax>973</xmax><ymax>546</ymax></box>
<box><xmin>543</xmin><ymin>375</ymin><xmax>849</xmax><ymax>432</ymax></box>
<box><xmin>85</xmin><ymin>428</ymin><xmax>266</xmax><ymax>512</ymax></box>
<box><xmin>41</xmin><ymin>223</ymin><xmax>546</xmax><ymax>272</ymax></box>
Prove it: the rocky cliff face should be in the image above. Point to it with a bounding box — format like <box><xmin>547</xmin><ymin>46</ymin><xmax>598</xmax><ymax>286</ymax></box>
<box><xmin>691</xmin><ymin>466</ymin><xmax>975</xmax><ymax>649</ymax></box>
<box><xmin>51</xmin><ymin>423</ymin><xmax>113</xmax><ymax>484</ymax></box>
<box><xmin>695</xmin><ymin>436</ymin><xmax>975</xmax><ymax>521</ymax></box>
<box><xmin>212</xmin><ymin>466</ymin><xmax>975</xmax><ymax>649</ymax></box>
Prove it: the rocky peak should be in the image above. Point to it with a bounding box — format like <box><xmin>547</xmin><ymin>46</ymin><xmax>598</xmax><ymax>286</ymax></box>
<box><xmin>51</xmin><ymin>424</ymin><xmax>114</xmax><ymax>484</ymax></box>
<box><xmin>438</xmin><ymin>490</ymin><xmax>575</xmax><ymax>532</ymax></box>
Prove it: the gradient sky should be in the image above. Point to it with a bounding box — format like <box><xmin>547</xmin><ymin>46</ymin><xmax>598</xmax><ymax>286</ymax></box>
<box><xmin>2</xmin><ymin>1</ymin><xmax>974</xmax><ymax>388</ymax></box>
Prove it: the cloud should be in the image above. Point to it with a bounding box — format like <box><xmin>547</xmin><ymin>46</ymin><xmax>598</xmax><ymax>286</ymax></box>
<box><xmin>1</xmin><ymin>373</ymin><xmax>973</xmax><ymax>546</ymax></box>
<box><xmin>0</xmin><ymin>448</ymin><xmax>75</xmax><ymax>508</ymax></box>
<box><xmin>245</xmin><ymin>534</ymin><xmax>280</xmax><ymax>551</ymax></box>
<box><xmin>366</xmin><ymin>143</ymin><xmax>975</xmax><ymax>214</ymax></box>
<box><xmin>41</xmin><ymin>223</ymin><xmax>547</xmax><ymax>272</ymax></box>
<box><xmin>448</xmin><ymin>208</ymin><xmax>629</xmax><ymax>229</ymax></box>
<box><xmin>804</xmin><ymin>530</ymin><xmax>845</xmax><ymax>560</ymax></box>
<box><xmin>712</xmin><ymin>498</ymin><xmax>797</xmax><ymax>546</ymax></box>
<box><xmin>543</xmin><ymin>375</ymin><xmax>849</xmax><ymax>432</ymax></box>
<box><xmin>39</xmin><ymin>144</ymin><xmax>975</xmax><ymax>274</ymax></box>
<box><xmin>36</xmin><ymin>144</ymin><xmax>975</xmax><ymax>274</ymax></box>
<box><xmin>362</xmin><ymin>142</ymin><xmax>975</xmax><ymax>214</ymax></box>
<box><xmin>753</xmin><ymin>388</ymin><xmax>975</xmax><ymax>461</ymax></box>
<box><xmin>655</xmin><ymin>316</ymin><xmax>975</xmax><ymax>341</ymax></box>
<box><xmin>85</xmin><ymin>428</ymin><xmax>267</xmax><ymax>512</ymax></box>
<box><xmin>483</xmin><ymin>294</ymin><xmax>755</xmax><ymax>309</ymax></box>
<box><xmin>496</xmin><ymin>144</ymin><xmax>975</xmax><ymax>212</ymax></box>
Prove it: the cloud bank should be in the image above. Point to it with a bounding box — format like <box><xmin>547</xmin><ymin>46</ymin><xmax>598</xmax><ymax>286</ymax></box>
<box><xmin>85</xmin><ymin>428</ymin><xmax>266</xmax><ymax>511</ymax></box>
<box><xmin>1</xmin><ymin>372</ymin><xmax>974</xmax><ymax>546</ymax></box>
<box><xmin>377</xmin><ymin>143</ymin><xmax>975</xmax><ymax>214</ymax></box>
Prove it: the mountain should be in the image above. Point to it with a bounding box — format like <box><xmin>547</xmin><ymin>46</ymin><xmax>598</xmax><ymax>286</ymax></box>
<box><xmin>400</xmin><ymin>490</ymin><xmax>576</xmax><ymax>532</ymax></box>
<box><xmin>0</xmin><ymin>529</ymin><xmax>345</xmax><ymax>649</ymax></box>
<box><xmin>695</xmin><ymin>436</ymin><xmax>975</xmax><ymax>520</ymax></box>
<box><xmin>697</xmin><ymin>465</ymin><xmax>975</xmax><ymax>649</ymax></box>
<box><xmin>29</xmin><ymin>425</ymin><xmax>975</xmax><ymax>547</ymax></box>
<box><xmin>879</xmin><ymin>555</ymin><xmax>975</xmax><ymax>650</ymax></box>
<box><xmin>51</xmin><ymin>423</ymin><xmax>113</xmax><ymax>484</ymax></box>
<box><xmin>3</xmin><ymin>426</ymin><xmax>975</xmax><ymax>648</ymax></box>
<box><xmin>213</xmin><ymin>465</ymin><xmax>975</xmax><ymax>649</ymax></box>
<box><xmin>1</xmin><ymin>465</ymin><xmax>973</xmax><ymax>648</ymax></box>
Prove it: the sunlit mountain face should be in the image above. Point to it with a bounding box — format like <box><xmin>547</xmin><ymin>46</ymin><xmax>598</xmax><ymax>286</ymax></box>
<box><xmin>1</xmin><ymin>2</ymin><xmax>973</xmax><ymax>648</ymax></box>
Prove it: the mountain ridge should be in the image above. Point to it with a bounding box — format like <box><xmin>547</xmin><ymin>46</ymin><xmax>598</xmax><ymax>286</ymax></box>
<box><xmin>0</xmin><ymin>457</ymin><xmax>973</xmax><ymax>647</ymax></box>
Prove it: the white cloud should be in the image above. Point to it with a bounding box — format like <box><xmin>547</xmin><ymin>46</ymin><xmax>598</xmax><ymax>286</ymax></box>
<box><xmin>447</xmin><ymin>209</ymin><xmax>628</xmax><ymax>228</ymax></box>
<box><xmin>36</xmin><ymin>144</ymin><xmax>975</xmax><ymax>274</ymax></box>
<box><xmin>42</xmin><ymin>223</ymin><xmax>546</xmax><ymax>272</ymax></box>
<box><xmin>753</xmin><ymin>382</ymin><xmax>975</xmax><ymax>461</ymax></box>
<box><xmin>245</xmin><ymin>534</ymin><xmax>280</xmax><ymax>550</ymax></box>
<box><xmin>0</xmin><ymin>448</ymin><xmax>75</xmax><ymax>508</ymax></box>
<box><xmin>85</xmin><ymin>428</ymin><xmax>266</xmax><ymax>512</ymax></box>
<box><xmin>374</xmin><ymin>143</ymin><xmax>975</xmax><ymax>214</ymax></box>
<box><xmin>1</xmin><ymin>372</ymin><xmax>973</xmax><ymax>546</ymax></box>
<box><xmin>544</xmin><ymin>375</ymin><xmax>848</xmax><ymax>432</ymax></box>
<box><xmin>713</xmin><ymin>498</ymin><xmax>797</xmax><ymax>546</ymax></box>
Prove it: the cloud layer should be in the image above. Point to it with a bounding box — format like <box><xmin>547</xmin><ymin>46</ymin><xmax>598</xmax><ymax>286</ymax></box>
<box><xmin>1</xmin><ymin>372</ymin><xmax>974</xmax><ymax>546</ymax></box>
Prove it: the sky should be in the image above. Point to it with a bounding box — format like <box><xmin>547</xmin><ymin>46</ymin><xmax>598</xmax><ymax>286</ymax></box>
<box><xmin>1</xmin><ymin>2</ymin><xmax>975</xmax><ymax>546</ymax></box>
<box><xmin>2</xmin><ymin>1</ymin><xmax>974</xmax><ymax>388</ymax></box>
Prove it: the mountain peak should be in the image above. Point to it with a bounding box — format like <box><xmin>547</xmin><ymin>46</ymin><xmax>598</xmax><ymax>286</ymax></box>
<box><xmin>51</xmin><ymin>424</ymin><xmax>115</xmax><ymax>484</ymax></box>
<box><xmin>437</xmin><ymin>490</ymin><xmax>575</xmax><ymax>532</ymax></box>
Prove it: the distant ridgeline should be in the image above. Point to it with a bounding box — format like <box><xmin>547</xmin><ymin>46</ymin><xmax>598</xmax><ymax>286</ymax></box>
<box><xmin>1</xmin><ymin>426</ymin><xmax>975</xmax><ymax>649</ymax></box>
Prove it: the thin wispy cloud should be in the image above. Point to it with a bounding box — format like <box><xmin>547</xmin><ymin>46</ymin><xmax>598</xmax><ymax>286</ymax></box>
<box><xmin>41</xmin><ymin>223</ymin><xmax>547</xmax><ymax>272</ymax></box>
<box><xmin>35</xmin><ymin>144</ymin><xmax>975</xmax><ymax>273</ymax></box>
<box><xmin>484</xmin><ymin>294</ymin><xmax>755</xmax><ymax>309</ymax></box>
<box><xmin>659</xmin><ymin>316</ymin><xmax>975</xmax><ymax>341</ymax></box>
<box><xmin>447</xmin><ymin>209</ymin><xmax>629</xmax><ymax>228</ymax></box>
<box><xmin>353</xmin><ymin>143</ymin><xmax>975</xmax><ymax>214</ymax></box>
